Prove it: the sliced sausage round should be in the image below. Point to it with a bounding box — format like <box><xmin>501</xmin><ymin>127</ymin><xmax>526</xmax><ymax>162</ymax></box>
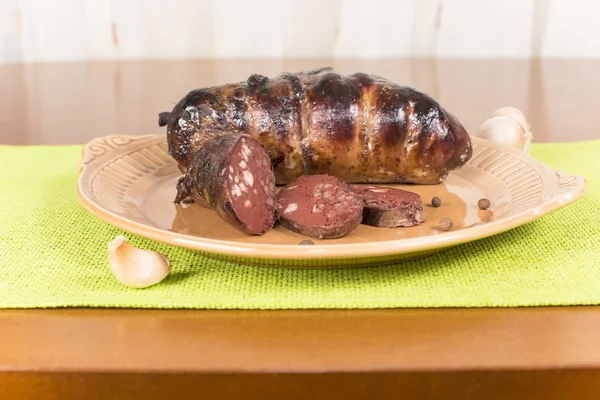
<box><xmin>351</xmin><ymin>185</ymin><xmax>425</xmax><ymax>228</ymax></box>
<box><xmin>276</xmin><ymin>174</ymin><xmax>363</xmax><ymax>239</ymax></box>
<box><xmin>176</xmin><ymin>134</ymin><xmax>276</xmax><ymax>235</ymax></box>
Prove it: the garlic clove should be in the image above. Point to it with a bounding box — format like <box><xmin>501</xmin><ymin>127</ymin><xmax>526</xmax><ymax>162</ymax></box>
<box><xmin>475</xmin><ymin>115</ymin><xmax>533</xmax><ymax>154</ymax></box>
<box><xmin>107</xmin><ymin>236</ymin><xmax>171</xmax><ymax>288</ymax></box>
<box><xmin>477</xmin><ymin>116</ymin><xmax>525</xmax><ymax>144</ymax></box>
<box><xmin>491</xmin><ymin>106</ymin><xmax>530</xmax><ymax>132</ymax></box>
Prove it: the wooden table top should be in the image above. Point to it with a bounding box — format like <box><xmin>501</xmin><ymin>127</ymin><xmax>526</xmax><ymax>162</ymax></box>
<box><xmin>1</xmin><ymin>59</ymin><xmax>599</xmax><ymax>399</ymax></box>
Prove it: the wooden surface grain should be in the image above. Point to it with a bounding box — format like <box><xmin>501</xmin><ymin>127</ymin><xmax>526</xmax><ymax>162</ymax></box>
<box><xmin>4</xmin><ymin>371</ymin><xmax>600</xmax><ymax>400</ymax></box>
<box><xmin>1</xmin><ymin>59</ymin><xmax>599</xmax><ymax>399</ymax></box>
<box><xmin>3</xmin><ymin>308</ymin><xmax>600</xmax><ymax>373</ymax></box>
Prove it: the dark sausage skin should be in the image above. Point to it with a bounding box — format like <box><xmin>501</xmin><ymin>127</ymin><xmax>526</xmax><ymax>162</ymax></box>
<box><xmin>162</xmin><ymin>67</ymin><xmax>472</xmax><ymax>185</ymax></box>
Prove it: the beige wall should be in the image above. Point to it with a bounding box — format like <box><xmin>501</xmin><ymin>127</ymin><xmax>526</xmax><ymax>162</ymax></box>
<box><xmin>0</xmin><ymin>0</ymin><xmax>599</xmax><ymax>63</ymax></box>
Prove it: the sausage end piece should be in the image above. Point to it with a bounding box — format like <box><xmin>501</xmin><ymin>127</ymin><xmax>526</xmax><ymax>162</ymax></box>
<box><xmin>352</xmin><ymin>185</ymin><xmax>425</xmax><ymax>228</ymax></box>
<box><xmin>179</xmin><ymin>134</ymin><xmax>277</xmax><ymax>235</ymax></box>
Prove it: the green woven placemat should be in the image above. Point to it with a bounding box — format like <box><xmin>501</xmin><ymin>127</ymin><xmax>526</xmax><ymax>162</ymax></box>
<box><xmin>0</xmin><ymin>141</ymin><xmax>598</xmax><ymax>309</ymax></box>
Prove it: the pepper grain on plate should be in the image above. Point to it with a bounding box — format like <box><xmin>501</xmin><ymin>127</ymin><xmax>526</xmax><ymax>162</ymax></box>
<box><xmin>478</xmin><ymin>198</ymin><xmax>491</xmax><ymax>210</ymax></box>
<box><xmin>439</xmin><ymin>217</ymin><xmax>453</xmax><ymax>231</ymax></box>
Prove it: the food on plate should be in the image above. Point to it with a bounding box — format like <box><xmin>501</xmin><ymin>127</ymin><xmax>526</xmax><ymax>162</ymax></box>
<box><xmin>478</xmin><ymin>198</ymin><xmax>491</xmax><ymax>210</ymax></box>
<box><xmin>431</xmin><ymin>196</ymin><xmax>441</xmax><ymax>207</ymax></box>
<box><xmin>160</xmin><ymin>68</ymin><xmax>476</xmax><ymax>238</ymax></box>
<box><xmin>439</xmin><ymin>217</ymin><xmax>453</xmax><ymax>231</ymax></box>
<box><xmin>298</xmin><ymin>239</ymin><xmax>315</xmax><ymax>245</ymax></box>
<box><xmin>275</xmin><ymin>174</ymin><xmax>364</xmax><ymax>239</ymax></box>
<box><xmin>159</xmin><ymin>67</ymin><xmax>472</xmax><ymax>185</ymax></box>
<box><xmin>351</xmin><ymin>185</ymin><xmax>425</xmax><ymax>228</ymax></box>
<box><xmin>174</xmin><ymin>134</ymin><xmax>277</xmax><ymax>235</ymax></box>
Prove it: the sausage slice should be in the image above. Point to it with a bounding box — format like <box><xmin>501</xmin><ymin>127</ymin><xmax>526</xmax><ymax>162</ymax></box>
<box><xmin>176</xmin><ymin>134</ymin><xmax>276</xmax><ymax>235</ymax></box>
<box><xmin>351</xmin><ymin>185</ymin><xmax>425</xmax><ymax>228</ymax></box>
<box><xmin>276</xmin><ymin>175</ymin><xmax>363</xmax><ymax>239</ymax></box>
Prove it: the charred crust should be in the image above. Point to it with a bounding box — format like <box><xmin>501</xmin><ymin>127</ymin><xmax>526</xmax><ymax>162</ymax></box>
<box><xmin>180</xmin><ymin>108</ymin><xmax>191</xmax><ymax>121</ymax></box>
<box><xmin>301</xmin><ymin>141</ymin><xmax>316</xmax><ymax>175</ymax></box>
<box><xmin>278</xmin><ymin>73</ymin><xmax>305</xmax><ymax>98</ymax></box>
<box><xmin>230</xmin><ymin>98</ymin><xmax>248</xmax><ymax>131</ymax></box>
<box><xmin>308</xmin><ymin>72</ymin><xmax>360</xmax><ymax>144</ymax></box>
<box><xmin>174</xmin><ymin>176</ymin><xmax>190</xmax><ymax>203</ymax></box>
<box><xmin>350</xmin><ymin>72</ymin><xmax>374</xmax><ymax>87</ymax></box>
<box><xmin>374</xmin><ymin>87</ymin><xmax>408</xmax><ymax>147</ymax></box>
<box><xmin>272</xmin><ymin>154</ymin><xmax>285</xmax><ymax>168</ymax></box>
<box><xmin>446</xmin><ymin>112</ymin><xmax>472</xmax><ymax>169</ymax></box>
<box><xmin>233</xmin><ymin>87</ymin><xmax>246</xmax><ymax>99</ymax></box>
<box><xmin>169</xmin><ymin>138</ymin><xmax>193</xmax><ymax>171</ymax></box>
<box><xmin>182</xmin><ymin>88</ymin><xmax>215</xmax><ymax>106</ymax></box>
<box><xmin>247</xmin><ymin>74</ymin><xmax>270</xmax><ymax>89</ymax></box>
<box><xmin>158</xmin><ymin>112</ymin><xmax>171</xmax><ymax>127</ymax></box>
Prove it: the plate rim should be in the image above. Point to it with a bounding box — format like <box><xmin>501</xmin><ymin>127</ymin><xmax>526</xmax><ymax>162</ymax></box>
<box><xmin>76</xmin><ymin>134</ymin><xmax>587</xmax><ymax>261</ymax></box>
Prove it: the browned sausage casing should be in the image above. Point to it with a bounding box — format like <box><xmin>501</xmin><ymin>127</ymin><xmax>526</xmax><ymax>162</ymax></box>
<box><xmin>163</xmin><ymin>67</ymin><xmax>472</xmax><ymax>185</ymax></box>
<box><xmin>176</xmin><ymin>134</ymin><xmax>277</xmax><ymax>235</ymax></box>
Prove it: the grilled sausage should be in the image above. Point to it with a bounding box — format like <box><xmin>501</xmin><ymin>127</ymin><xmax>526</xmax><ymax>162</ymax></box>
<box><xmin>275</xmin><ymin>174</ymin><xmax>364</xmax><ymax>239</ymax></box>
<box><xmin>161</xmin><ymin>67</ymin><xmax>472</xmax><ymax>185</ymax></box>
<box><xmin>175</xmin><ymin>134</ymin><xmax>276</xmax><ymax>235</ymax></box>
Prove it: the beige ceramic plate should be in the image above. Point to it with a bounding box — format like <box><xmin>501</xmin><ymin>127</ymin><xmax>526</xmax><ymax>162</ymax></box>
<box><xmin>77</xmin><ymin>135</ymin><xmax>585</xmax><ymax>268</ymax></box>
